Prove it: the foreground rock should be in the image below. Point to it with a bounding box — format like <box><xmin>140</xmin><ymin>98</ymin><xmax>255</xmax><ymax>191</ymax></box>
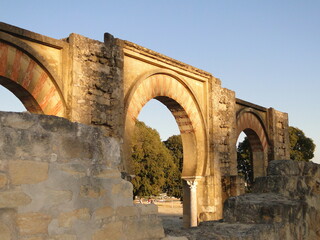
<box><xmin>0</xmin><ymin>112</ymin><xmax>165</xmax><ymax>240</ymax></box>
<box><xmin>165</xmin><ymin>160</ymin><xmax>320</xmax><ymax>239</ymax></box>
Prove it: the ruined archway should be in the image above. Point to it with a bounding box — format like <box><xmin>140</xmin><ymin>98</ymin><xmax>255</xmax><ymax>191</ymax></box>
<box><xmin>0</xmin><ymin>41</ymin><xmax>66</xmax><ymax>116</ymax></box>
<box><xmin>124</xmin><ymin>71</ymin><xmax>208</xmax><ymax>177</ymax></box>
<box><xmin>124</xmin><ymin>71</ymin><xmax>208</xmax><ymax>227</ymax></box>
<box><xmin>236</xmin><ymin>109</ymin><xmax>269</xmax><ymax>179</ymax></box>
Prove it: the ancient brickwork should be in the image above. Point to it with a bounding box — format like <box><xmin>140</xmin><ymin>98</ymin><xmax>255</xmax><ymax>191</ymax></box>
<box><xmin>0</xmin><ymin>22</ymin><xmax>293</xmax><ymax>227</ymax></box>
<box><xmin>210</xmin><ymin>79</ymin><xmax>237</xmax><ymax>177</ymax></box>
<box><xmin>268</xmin><ymin>108</ymin><xmax>290</xmax><ymax>160</ymax></box>
<box><xmin>68</xmin><ymin>33</ymin><xmax>124</xmax><ymax>139</ymax></box>
<box><xmin>0</xmin><ymin>112</ymin><xmax>164</xmax><ymax>240</ymax></box>
<box><xmin>221</xmin><ymin>160</ymin><xmax>320</xmax><ymax>239</ymax></box>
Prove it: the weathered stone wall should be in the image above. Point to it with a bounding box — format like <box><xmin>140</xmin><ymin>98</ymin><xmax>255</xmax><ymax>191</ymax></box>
<box><xmin>267</xmin><ymin>108</ymin><xmax>290</xmax><ymax>160</ymax></box>
<box><xmin>222</xmin><ymin>160</ymin><xmax>320</xmax><ymax>239</ymax></box>
<box><xmin>210</xmin><ymin>79</ymin><xmax>237</xmax><ymax>177</ymax></box>
<box><xmin>165</xmin><ymin>160</ymin><xmax>320</xmax><ymax>239</ymax></box>
<box><xmin>209</xmin><ymin>78</ymin><xmax>246</xmax><ymax>206</ymax></box>
<box><xmin>67</xmin><ymin>33</ymin><xmax>124</xmax><ymax>140</ymax></box>
<box><xmin>0</xmin><ymin>112</ymin><xmax>164</xmax><ymax>240</ymax></box>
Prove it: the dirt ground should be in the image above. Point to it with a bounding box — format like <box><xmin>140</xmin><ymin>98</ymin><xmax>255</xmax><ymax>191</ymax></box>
<box><xmin>155</xmin><ymin>200</ymin><xmax>186</xmax><ymax>236</ymax></box>
<box><xmin>139</xmin><ymin>200</ymin><xmax>225</xmax><ymax>239</ymax></box>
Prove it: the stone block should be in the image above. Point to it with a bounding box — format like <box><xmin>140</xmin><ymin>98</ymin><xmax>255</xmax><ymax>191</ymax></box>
<box><xmin>92</xmin><ymin>221</ymin><xmax>124</xmax><ymax>240</ymax></box>
<box><xmin>44</xmin><ymin>189</ymin><xmax>73</xmax><ymax>206</ymax></box>
<box><xmin>137</xmin><ymin>203</ymin><xmax>158</xmax><ymax>215</ymax></box>
<box><xmin>111</xmin><ymin>180</ymin><xmax>133</xmax><ymax>199</ymax></box>
<box><xmin>58</xmin><ymin>208</ymin><xmax>90</xmax><ymax>228</ymax></box>
<box><xmin>253</xmin><ymin>176</ymin><xmax>301</xmax><ymax>197</ymax></box>
<box><xmin>9</xmin><ymin>160</ymin><xmax>49</xmax><ymax>185</ymax></box>
<box><xmin>59</xmin><ymin>164</ymin><xmax>86</xmax><ymax>178</ymax></box>
<box><xmin>16</xmin><ymin>212</ymin><xmax>52</xmax><ymax>236</ymax></box>
<box><xmin>0</xmin><ymin>173</ymin><xmax>7</xmax><ymax>188</ymax></box>
<box><xmin>162</xmin><ymin>237</ymin><xmax>188</xmax><ymax>240</ymax></box>
<box><xmin>0</xmin><ymin>160</ymin><xmax>7</xmax><ymax>171</ymax></box>
<box><xmin>23</xmin><ymin>237</ymin><xmax>45</xmax><ymax>240</ymax></box>
<box><xmin>116</xmin><ymin>206</ymin><xmax>139</xmax><ymax>217</ymax></box>
<box><xmin>48</xmin><ymin>234</ymin><xmax>77</xmax><ymax>240</ymax></box>
<box><xmin>1</xmin><ymin>113</ymin><xmax>34</xmax><ymax>129</ymax></box>
<box><xmin>124</xmin><ymin>217</ymin><xmax>165</xmax><ymax>239</ymax></box>
<box><xmin>267</xmin><ymin>160</ymin><xmax>302</xmax><ymax>176</ymax></box>
<box><xmin>223</xmin><ymin>193</ymin><xmax>302</xmax><ymax>224</ymax></box>
<box><xmin>0</xmin><ymin>221</ymin><xmax>11</xmax><ymax>240</ymax></box>
<box><xmin>80</xmin><ymin>185</ymin><xmax>106</xmax><ymax>198</ymax></box>
<box><xmin>303</xmin><ymin>161</ymin><xmax>320</xmax><ymax>178</ymax></box>
<box><xmin>0</xmin><ymin>190</ymin><xmax>31</xmax><ymax>208</ymax></box>
<box><xmin>94</xmin><ymin>168</ymin><xmax>120</xmax><ymax>179</ymax></box>
<box><xmin>94</xmin><ymin>206</ymin><xmax>114</xmax><ymax>219</ymax></box>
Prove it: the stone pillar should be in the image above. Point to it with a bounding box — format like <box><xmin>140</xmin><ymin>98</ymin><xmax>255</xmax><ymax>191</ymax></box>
<box><xmin>184</xmin><ymin>178</ymin><xmax>199</xmax><ymax>227</ymax></box>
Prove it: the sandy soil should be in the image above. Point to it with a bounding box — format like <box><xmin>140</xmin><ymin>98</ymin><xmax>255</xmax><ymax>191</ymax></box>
<box><xmin>155</xmin><ymin>201</ymin><xmax>186</xmax><ymax>236</ymax></box>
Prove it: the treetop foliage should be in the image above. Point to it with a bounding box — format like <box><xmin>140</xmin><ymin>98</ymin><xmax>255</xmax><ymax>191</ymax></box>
<box><xmin>131</xmin><ymin>121</ymin><xmax>183</xmax><ymax>198</ymax></box>
<box><xmin>164</xmin><ymin>135</ymin><xmax>183</xmax><ymax>172</ymax></box>
<box><xmin>289</xmin><ymin>126</ymin><xmax>316</xmax><ymax>162</ymax></box>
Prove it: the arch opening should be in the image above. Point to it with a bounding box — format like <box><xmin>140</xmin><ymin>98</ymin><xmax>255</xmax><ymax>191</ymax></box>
<box><xmin>236</xmin><ymin>111</ymin><xmax>269</xmax><ymax>191</ymax></box>
<box><xmin>124</xmin><ymin>73</ymin><xmax>207</xmax><ymax>177</ymax></box>
<box><xmin>131</xmin><ymin>98</ymin><xmax>184</xmax><ymax>227</ymax></box>
<box><xmin>130</xmin><ymin>97</ymin><xmax>195</xmax><ymax>229</ymax></box>
<box><xmin>0</xmin><ymin>77</ymin><xmax>42</xmax><ymax>113</ymax></box>
<box><xmin>124</xmin><ymin>72</ymin><xmax>208</xmax><ymax>228</ymax></box>
<box><xmin>236</xmin><ymin>130</ymin><xmax>265</xmax><ymax>191</ymax></box>
<box><xmin>0</xmin><ymin>41</ymin><xmax>66</xmax><ymax>117</ymax></box>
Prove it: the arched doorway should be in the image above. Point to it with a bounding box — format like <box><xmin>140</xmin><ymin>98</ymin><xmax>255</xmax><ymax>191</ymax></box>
<box><xmin>124</xmin><ymin>71</ymin><xmax>208</xmax><ymax>227</ymax></box>
<box><xmin>236</xmin><ymin>110</ymin><xmax>269</xmax><ymax>181</ymax></box>
<box><xmin>0</xmin><ymin>41</ymin><xmax>66</xmax><ymax>116</ymax></box>
<box><xmin>134</xmin><ymin>99</ymin><xmax>183</xmax><ymax>230</ymax></box>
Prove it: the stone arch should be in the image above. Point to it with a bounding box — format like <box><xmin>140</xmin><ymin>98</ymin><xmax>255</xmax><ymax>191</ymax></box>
<box><xmin>236</xmin><ymin>109</ymin><xmax>269</xmax><ymax>178</ymax></box>
<box><xmin>124</xmin><ymin>70</ymin><xmax>208</xmax><ymax>178</ymax></box>
<box><xmin>0</xmin><ymin>40</ymin><xmax>66</xmax><ymax>116</ymax></box>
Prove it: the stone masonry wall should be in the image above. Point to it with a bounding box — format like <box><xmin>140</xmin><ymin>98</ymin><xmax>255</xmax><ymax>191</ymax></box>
<box><xmin>67</xmin><ymin>33</ymin><xmax>124</xmax><ymax>140</ymax></box>
<box><xmin>267</xmin><ymin>108</ymin><xmax>290</xmax><ymax>160</ymax></box>
<box><xmin>222</xmin><ymin>160</ymin><xmax>320</xmax><ymax>239</ymax></box>
<box><xmin>210</xmin><ymin>78</ymin><xmax>243</xmax><ymax>204</ymax></box>
<box><xmin>0</xmin><ymin>112</ymin><xmax>164</xmax><ymax>240</ymax></box>
<box><xmin>210</xmin><ymin>79</ymin><xmax>237</xmax><ymax>177</ymax></box>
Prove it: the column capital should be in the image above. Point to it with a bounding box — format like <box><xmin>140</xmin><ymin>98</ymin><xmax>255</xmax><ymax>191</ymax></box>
<box><xmin>183</xmin><ymin>176</ymin><xmax>201</xmax><ymax>190</ymax></box>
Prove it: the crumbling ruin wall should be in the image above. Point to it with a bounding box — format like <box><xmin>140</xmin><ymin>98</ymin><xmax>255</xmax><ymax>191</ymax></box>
<box><xmin>165</xmin><ymin>160</ymin><xmax>320</xmax><ymax>239</ymax></box>
<box><xmin>212</xmin><ymin>160</ymin><xmax>320</xmax><ymax>240</ymax></box>
<box><xmin>0</xmin><ymin>111</ymin><xmax>164</xmax><ymax>240</ymax></box>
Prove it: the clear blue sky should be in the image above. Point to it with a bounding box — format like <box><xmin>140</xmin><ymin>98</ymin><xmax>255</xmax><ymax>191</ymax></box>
<box><xmin>1</xmin><ymin>0</ymin><xmax>319</xmax><ymax>163</ymax></box>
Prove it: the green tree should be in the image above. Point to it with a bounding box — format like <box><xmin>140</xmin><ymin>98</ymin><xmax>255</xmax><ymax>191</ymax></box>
<box><xmin>289</xmin><ymin>126</ymin><xmax>316</xmax><ymax>162</ymax></box>
<box><xmin>163</xmin><ymin>135</ymin><xmax>183</xmax><ymax>198</ymax></box>
<box><xmin>237</xmin><ymin>137</ymin><xmax>253</xmax><ymax>189</ymax></box>
<box><xmin>164</xmin><ymin>135</ymin><xmax>183</xmax><ymax>172</ymax></box>
<box><xmin>237</xmin><ymin>127</ymin><xmax>316</xmax><ymax>188</ymax></box>
<box><xmin>131</xmin><ymin>121</ymin><xmax>176</xmax><ymax>198</ymax></box>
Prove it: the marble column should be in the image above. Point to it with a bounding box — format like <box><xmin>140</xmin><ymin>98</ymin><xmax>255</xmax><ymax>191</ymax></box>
<box><xmin>186</xmin><ymin>178</ymin><xmax>198</xmax><ymax>227</ymax></box>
